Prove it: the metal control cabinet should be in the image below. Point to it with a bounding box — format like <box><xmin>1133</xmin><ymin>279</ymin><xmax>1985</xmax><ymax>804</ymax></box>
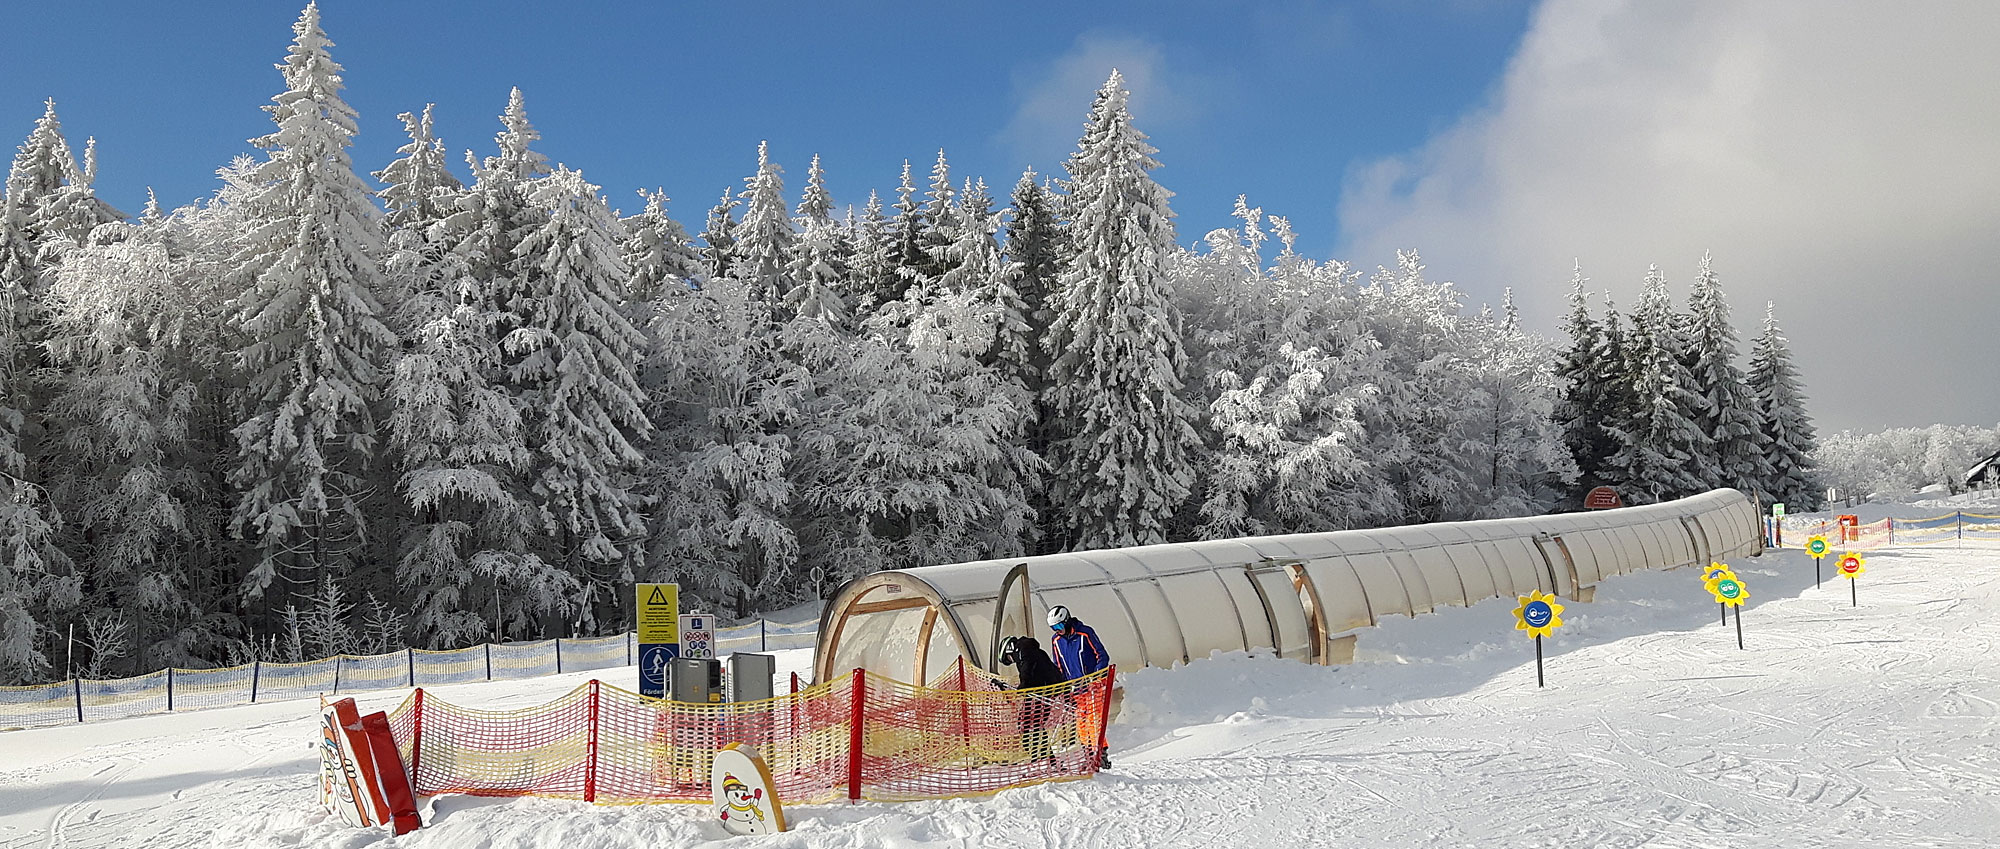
<box><xmin>670</xmin><ymin>656</ymin><xmax>723</xmax><ymax>703</ymax></box>
<box><xmin>728</xmin><ymin>652</ymin><xmax>777</xmax><ymax>702</ymax></box>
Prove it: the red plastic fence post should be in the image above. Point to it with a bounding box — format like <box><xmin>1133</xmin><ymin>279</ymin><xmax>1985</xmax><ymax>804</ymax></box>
<box><xmin>410</xmin><ymin>688</ymin><xmax>426</xmax><ymax>794</ymax></box>
<box><xmin>1095</xmin><ymin>666</ymin><xmax>1116</xmax><ymax>771</ymax></box>
<box><xmin>1888</xmin><ymin>518</ymin><xmax>1895</xmax><ymax>545</ymax></box>
<box><xmin>584</xmin><ymin>679</ymin><xmax>601</xmax><ymax>803</ymax></box>
<box><xmin>848</xmin><ymin>668</ymin><xmax>866</xmax><ymax>802</ymax></box>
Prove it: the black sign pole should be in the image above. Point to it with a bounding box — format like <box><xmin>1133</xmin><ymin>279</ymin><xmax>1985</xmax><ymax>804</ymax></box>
<box><xmin>1734</xmin><ymin>604</ymin><xmax>1744</xmax><ymax>650</ymax></box>
<box><xmin>1719</xmin><ymin>601</ymin><xmax>1727</xmax><ymax>626</ymax></box>
<box><xmin>1535</xmin><ymin>634</ymin><xmax>1545</xmax><ymax>688</ymax></box>
<box><xmin>1814</xmin><ymin>556</ymin><xmax>1822</xmax><ymax>588</ymax></box>
<box><xmin>1851</xmin><ymin>578</ymin><xmax>1858</xmax><ymax>608</ymax></box>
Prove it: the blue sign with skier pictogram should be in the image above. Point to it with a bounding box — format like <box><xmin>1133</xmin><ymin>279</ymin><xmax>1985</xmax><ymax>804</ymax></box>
<box><xmin>640</xmin><ymin>644</ymin><xmax>679</xmax><ymax>697</ymax></box>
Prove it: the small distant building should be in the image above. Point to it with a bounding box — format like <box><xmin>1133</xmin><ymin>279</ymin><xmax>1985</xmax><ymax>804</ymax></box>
<box><xmin>1968</xmin><ymin>449</ymin><xmax>2000</xmax><ymax>490</ymax></box>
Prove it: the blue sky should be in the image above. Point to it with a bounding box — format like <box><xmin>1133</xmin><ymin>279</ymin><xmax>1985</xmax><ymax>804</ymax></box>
<box><xmin>6</xmin><ymin>1</ymin><xmax>1999</xmax><ymax>433</ymax></box>
<box><xmin>1</xmin><ymin>1</ymin><xmax>1531</xmax><ymax>261</ymax></box>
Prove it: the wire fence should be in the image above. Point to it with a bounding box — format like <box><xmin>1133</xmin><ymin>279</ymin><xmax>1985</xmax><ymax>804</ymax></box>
<box><xmin>0</xmin><ymin>617</ymin><xmax>819</xmax><ymax>731</ymax></box>
<box><xmin>383</xmin><ymin>663</ymin><xmax>1115</xmax><ymax>805</ymax></box>
<box><xmin>1770</xmin><ymin>510</ymin><xmax>2000</xmax><ymax>551</ymax></box>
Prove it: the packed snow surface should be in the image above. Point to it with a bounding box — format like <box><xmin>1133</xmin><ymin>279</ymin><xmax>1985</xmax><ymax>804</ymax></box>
<box><xmin>6</xmin><ymin>498</ymin><xmax>2000</xmax><ymax>847</ymax></box>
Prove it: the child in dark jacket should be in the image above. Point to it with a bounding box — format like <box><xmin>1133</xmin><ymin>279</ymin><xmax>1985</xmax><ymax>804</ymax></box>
<box><xmin>1000</xmin><ymin>636</ymin><xmax>1066</xmax><ymax>763</ymax></box>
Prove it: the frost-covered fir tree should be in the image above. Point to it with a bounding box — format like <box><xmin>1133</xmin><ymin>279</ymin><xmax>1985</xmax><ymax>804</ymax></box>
<box><xmin>785</xmin><ymin>154</ymin><xmax>849</xmax><ymax>327</ymax></box>
<box><xmin>913</xmin><ymin>150</ymin><xmax>960</xmax><ymax>291</ymax></box>
<box><xmin>845</xmin><ymin>190</ymin><xmax>896</xmax><ymax>318</ymax></box>
<box><xmin>1044</xmin><ymin>71</ymin><xmax>1200</xmax><ymax>550</ymax></box>
<box><xmin>1606</xmin><ymin>267</ymin><xmax>1709</xmax><ymax>503</ymax></box>
<box><xmin>228</xmin><ymin>4</ymin><xmax>397</xmax><ymax>610</ymax></box>
<box><xmin>1554</xmin><ymin>263</ymin><xmax>1620</xmax><ymax>498</ymax></box>
<box><xmin>374</xmin><ymin>104</ymin><xmax>462</xmax><ymax>235</ymax></box>
<box><xmin>1749</xmin><ymin>302</ymin><xmax>1820</xmax><ymax>508</ymax></box>
<box><xmin>44</xmin><ymin>219</ymin><xmax>210</xmax><ymax>675</ymax></box>
<box><xmin>700</xmin><ymin>186</ymin><xmax>739</xmax><ymax>283</ymax></box>
<box><xmin>514</xmin><ymin>168</ymin><xmax>654</xmax><ymax>630</ymax></box>
<box><xmin>792</xmin><ymin>289</ymin><xmax>1036</xmax><ymax>586</ymax></box>
<box><xmin>882</xmin><ymin>161</ymin><xmax>925</xmax><ymax>308</ymax></box>
<box><xmin>640</xmin><ymin>268</ymin><xmax>803</xmax><ymax>615</ymax></box>
<box><xmin>622</xmin><ymin>189</ymin><xmax>700</xmax><ymax>302</ymax></box>
<box><xmin>387</xmin><ymin>296</ymin><xmax>572</xmax><ymax>646</ymax></box>
<box><xmin>935</xmin><ymin>178</ymin><xmax>1002</xmax><ymax>297</ymax></box>
<box><xmin>731</xmin><ymin>142</ymin><xmax>795</xmax><ymax>315</ymax></box>
<box><xmin>1684</xmin><ymin>253</ymin><xmax>1770</xmax><ymax>495</ymax></box>
<box><xmin>996</xmin><ymin>169</ymin><xmax>1062</xmax><ymax>399</ymax></box>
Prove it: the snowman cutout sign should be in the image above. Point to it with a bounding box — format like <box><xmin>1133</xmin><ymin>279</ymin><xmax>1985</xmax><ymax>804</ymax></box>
<box><xmin>711</xmin><ymin>743</ymin><xmax>786</xmax><ymax>835</ymax></box>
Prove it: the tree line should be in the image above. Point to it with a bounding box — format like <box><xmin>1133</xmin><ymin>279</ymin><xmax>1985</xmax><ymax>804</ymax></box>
<box><xmin>0</xmin><ymin>5</ymin><xmax>1812</xmax><ymax>684</ymax></box>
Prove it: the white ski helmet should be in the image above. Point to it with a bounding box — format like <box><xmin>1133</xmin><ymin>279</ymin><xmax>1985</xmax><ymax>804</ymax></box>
<box><xmin>1047</xmin><ymin>605</ymin><xmax>1070</xmax><ymax>628</ymax></box>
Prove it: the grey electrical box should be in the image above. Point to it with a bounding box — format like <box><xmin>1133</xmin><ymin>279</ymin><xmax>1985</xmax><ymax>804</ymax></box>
<box><xmin>729</xmin><ymin>653</ymin><xmax>777</xmax><ymax>702</ymax></box>
<box><xmin>671</xmin><ymin>656</ymin><xmax>722</xmax><ymax>703</ymax></box>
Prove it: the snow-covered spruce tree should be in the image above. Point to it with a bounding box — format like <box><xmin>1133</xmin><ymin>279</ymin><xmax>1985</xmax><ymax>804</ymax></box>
<box><xmin>1354</xmin><ymin>250</ymin><xmax>1476</xmax><ymax>523</ymax></box>
<box><xmin>444</xmin><ymin>87</ymin><xmax>551</xmax><ymax>333</ymax></box>
<box><xmin>513</xmin><ymin>168</ymin><xmax>653</xmax><ymax>632</ymax></box>
<box><xmin>881</xmin><ymin>161</ymin><xmax>924</xmax><ymax>308</ymax></box>
<box><xmin>700</xmin><ymin>186</ymin><xmax>739</xmax><ymax>283</ymax></box>
<box><xmin>375</xmin><ymin>104</ymin><xmax>462</xmax><ymax>236</ymax></box>
<box><xmin>997</xmin><ymin>169</ymin><xmax>1062</xmax><ymax>400</ymax></box>
<box><xmin>44</xmin><ymin>219</ymin><xmax>211</xmax><ymax>675</ymax></box>
<box><xmin>639</xmin><ymin>268</ymin><xmax>804</xmax><ymax>615</ymax></box>
<box><xmin>1456</xmin><ymin>296</ymin><xmax>1573</xmax><ymax>518</ymax></box>
<box><xmin>1606</xmin><ymin>267</ymin><xmax>1709</xmax><ymax>503</ymax></box>
<box><xmin>1749</xmin><ymin>302</ymin><xmax>1820</xmax><ymax>508</ymax></box>
<box><xmin>227</xmin><ymin>3</ymin><xmax>397</xmax><ymax>614</ymax></box>
<box><xmin>1684</xmin><ymin>253</ymin><xmax>1770</xmax><ymax>496</ymax></box>
<box><xmin>844</xmin><ymin>190</ymin><xmax>896</xmax><ymax>320</ymax></box>
<box><xmin>1554</xmin><ymin>263</ymin><xmax>1620</xmax><ymax>499</ymax></box>
<box><xmin>913</xmin><ymin>150</ymin><xmax>960</xmax><ymax>293</ymax></box>
<box><xmin>934</xmin><ymin>178</ymin><xmax>1004</xmax><ymax>305</ymax></box>
<box><xmin>1043</xmin><ymin>71</ymin><xmax>1200</xmax><ymax>550</ymax></box>
<box><xmin>792</xmin><ymin>286</ymin><xmax>1036</xmax><ymax>588</ymax></box>
<box><xmin>622</xmin><ymin>189</ymin><xmax>700</xmax><ymax>302</ymax></box>
<box><xmin>732</xmin><ymin>142</ymin><xmax>795</xmax><ymax>317</ymax></box>
<box><xmin>386</xmin><ymin>294</ymin><xmax>574</xmax><ymax>647</ymax></box>
<box><xmin>1176</xmin><ymin>202</ymin><xmax>1396</xmax><ymax>536</ymax></box>
<box><xmin>35</xmin><ymin>138</ymin><xmax>124</xmax><ymax>254</ymax></box>
<box><xmin>1593</xmin><ymin>291</ymin><xmax>1637</xmax><ymax>492</ymax></box>
<box><xmin>785</xmin><ymin>154</ymin><xmax>850</xmax><ymax>327</ymax></box>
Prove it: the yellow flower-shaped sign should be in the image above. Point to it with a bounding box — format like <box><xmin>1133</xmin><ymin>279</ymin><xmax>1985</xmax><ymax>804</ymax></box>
<box><xmin>1514</xmin><ymin>590</ymin><xmax>1565</xmax><ymax>639</ymax></box>
<box><xmin>1702</xmin><ymin>563</ymin><xmax>1737</xmax><ymax>593</ymax></box>
<box><xmin>1805</xmin><ymin>535</ymin><xmax>1831</xmax><ymax>559</ymax></box>
<box><xmin>1709</xmin><ymin>574</ymin><xmax>1750</xmax><ymax>607</ymax></box>
<box><xmin>1836</xmin><ymin>553</ymin><xmax>1866</xmax><ymax>578</ymax></box>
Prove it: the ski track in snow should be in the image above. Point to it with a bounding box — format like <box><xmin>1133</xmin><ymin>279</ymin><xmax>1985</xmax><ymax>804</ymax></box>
<box><xmin>6</xmin><ymin>508</ymin><xmax>2000</xmax><ymax>846</ymax></box>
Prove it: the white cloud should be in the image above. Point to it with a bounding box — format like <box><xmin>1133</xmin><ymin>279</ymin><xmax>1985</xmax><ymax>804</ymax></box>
<box><xmin>1336</xmin><ymin>0</ymin><xmax>2000</xmax><ymax>432</ymax></box>
<box><xmin>998</xmin><ymin>34</ymin><xmax>1195</xmax><ymax>173</ymax></box>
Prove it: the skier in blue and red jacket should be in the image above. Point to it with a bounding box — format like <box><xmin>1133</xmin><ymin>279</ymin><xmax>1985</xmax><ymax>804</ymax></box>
<box><xmin>1048</xmin><ymin>605</ymin><xmax>1113</xmax><ymax>769</ymax></box>
<box><xmin>1047</xmin><ymin>605</ymin><xmax>1108</xmax><ymax>678</ymax></box>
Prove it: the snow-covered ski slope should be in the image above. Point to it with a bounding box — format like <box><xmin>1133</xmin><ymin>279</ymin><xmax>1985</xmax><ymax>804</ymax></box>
<box><xmin>6</xmin><ymin>495</ymin><xmax>2000</xmax><ymax>848</ymax></box>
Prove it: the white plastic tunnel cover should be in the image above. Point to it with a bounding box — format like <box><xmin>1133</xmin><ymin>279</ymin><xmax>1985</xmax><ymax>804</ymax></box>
<box><xmin>811</xmin><ymin>489</ymin><xmax>1763</xmax><ymax>685</ymax></box>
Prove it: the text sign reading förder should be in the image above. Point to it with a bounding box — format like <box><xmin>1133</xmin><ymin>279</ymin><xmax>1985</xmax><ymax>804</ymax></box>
<box><xmin>636</xmin><ymin>583</ymin><xmax>681</xmax><ymax>698</ymax></box>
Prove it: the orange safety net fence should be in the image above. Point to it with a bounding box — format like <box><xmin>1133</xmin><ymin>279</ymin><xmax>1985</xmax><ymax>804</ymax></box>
<box><xmin>384</xmin><ymin>664</ymin><xmax>1114</xmax><ymax>805</ymax></box>
<box><xmin>1776</xmin><ymin>511</ymin><xmax>2000</xmax><ymax>552</ymax></box>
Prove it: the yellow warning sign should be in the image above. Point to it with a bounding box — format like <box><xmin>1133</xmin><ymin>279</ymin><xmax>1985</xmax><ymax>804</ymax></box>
<box><xmin>637</xmin><ymin>583</ymin><xmax>680</xmax><ymax>644</ymax></box>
